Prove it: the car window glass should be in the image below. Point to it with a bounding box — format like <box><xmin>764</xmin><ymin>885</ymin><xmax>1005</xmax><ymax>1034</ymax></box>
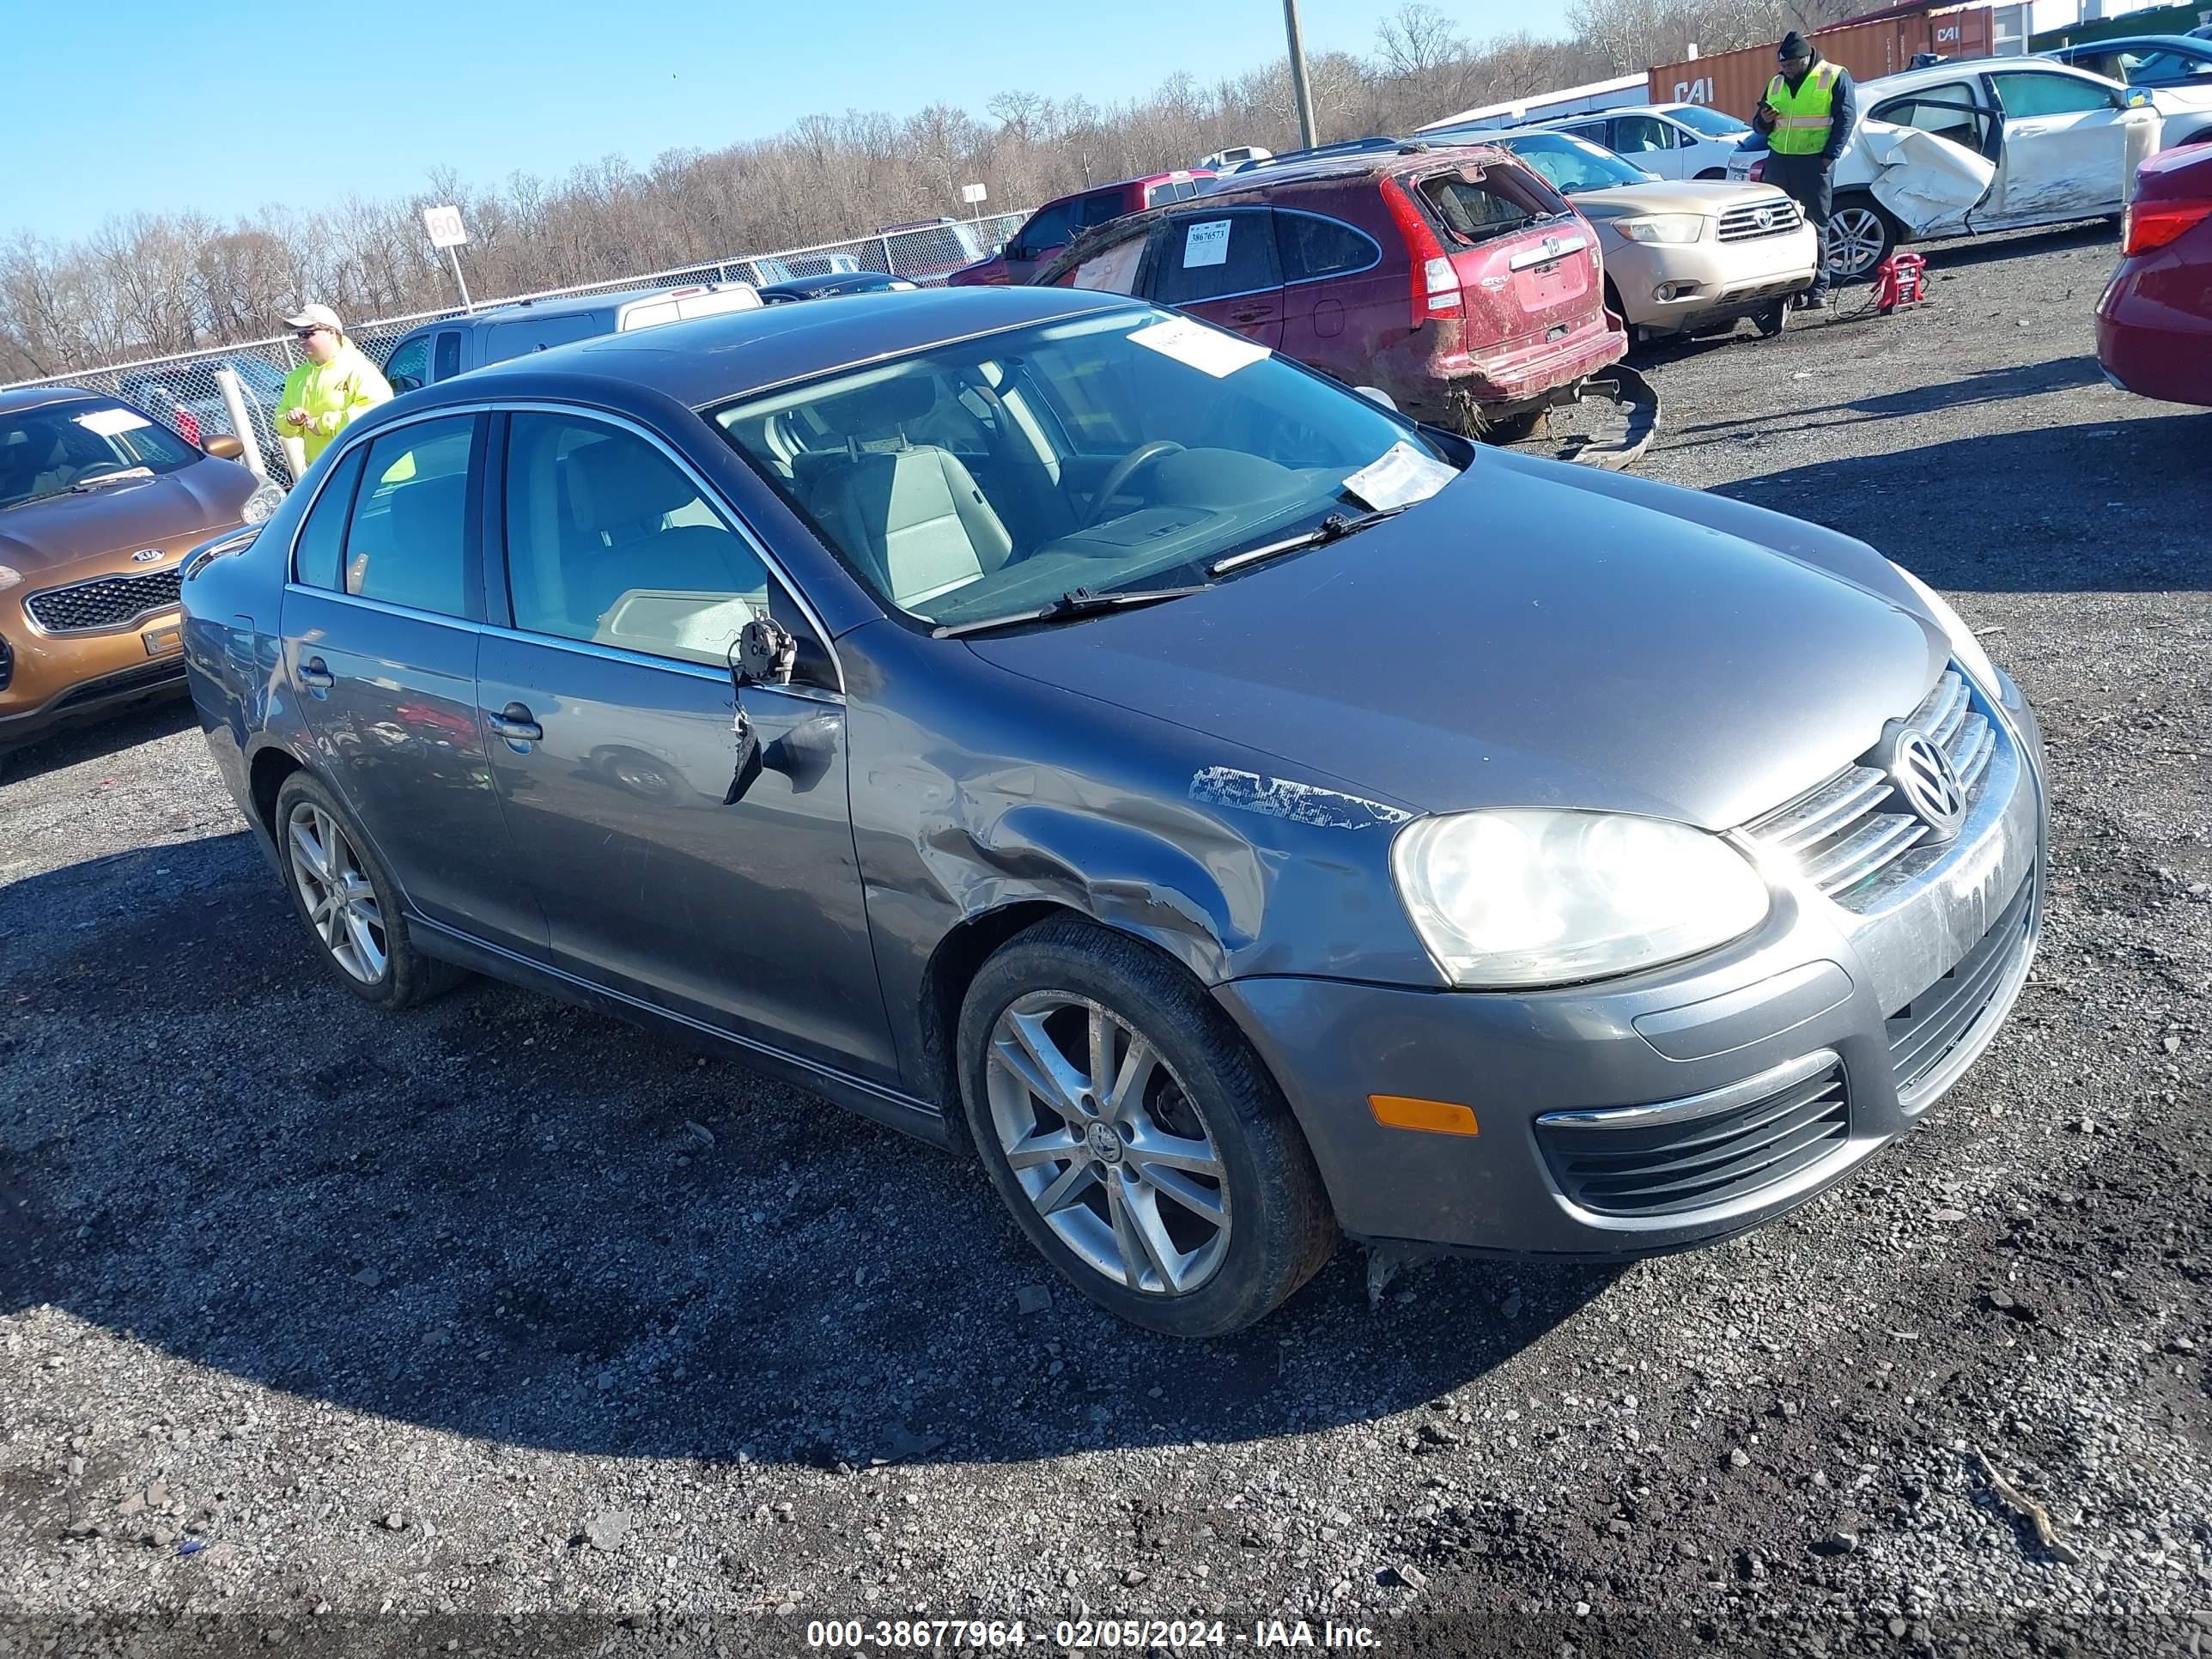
<box><xmin>1991</xmin><ymin>71</ymin><xmax>2114</xmax><ymax>117</ymax></box>
<box><xmin>1419</xmin><ymin>164</ymin><xmax>1560</xmax><ymax>245</ymax></box>
<box><xmin>1152</xmin><ymin>211</ymin><xmax>1280</xmax><ymax>304</ymax></box>
<box><xmin>479</xmin><ymin>312</ymin><xmax>610</xmax><ymax>366</ymax></box>
<box><xmin>1613</xmin><ymin>115</ymin><xmax>1674</xmax><ymax>153</ymax></box>
<box><xmin>1066</xmin><ymin>234</ymin><xmax>1149</xmax><ymax>295</ymax></box>
<box><xmin>1504</xmin><ymin>134</ymin><xmax>1648</xmax><ymax>193</ymax></box>
<box><xmin>504</xmin><ymin>413</ymin><xmax>777</xmax><ymax>668</ymax></box>
<box><xmin>0</xmin><ymin>398</ymin><xmax>202</xmax><ymax>509</ymax></box>
<box><xmin>710</xmin><ymin>308</ymin><xmax>1461</xmax><ymax>628</ymax></box>
<box><xmin>1274</xmin><ymin>212</ymin><xmax>1379</xmax><ymax>283</ymax></box>
<box><xmin>1015</xmin><ymin>201</ymin><xmax>1078</xmax><ymax>254</ymax></box>
<box><xmin>2137</xmin><ymin>50</ymin><xmax>2212</xmax><ymax>79</ymax></box>
<box><xmin>1873</xmin><ymin>82</ymin><xmax>1985</xmax><ymax>147</ymax></box>
<box><xmin>433</xmin><ymin>330</ymin><xmax>463</xmax><ymax>380</ymax></box>
<box><xmin>290</xmin><ymin>444</ymin><xmax>368</xmax><ymax>590</ymax></box>
<box><xmin>343</xmin><ymin>417</ymin><xmax>475</xmax><ymax>617</ymax></box>
<box><xmin>1076</xmin><ymin>190</ymin><xmax>1131</xmax><ymax>230</ymax></box>
<box><xmin>383</xmin><ymin>337</ymin><xmax>430</xmax><ymax>395</ymax></box>
<box><xmin>1667</xmin><ymin>104</ymin><xmax>1749</xmax><ymax>137</ymax></box>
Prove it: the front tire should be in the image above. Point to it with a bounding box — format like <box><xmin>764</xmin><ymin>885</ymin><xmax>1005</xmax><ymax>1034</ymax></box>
<box><xmin>957</xmin><ymin>919</ymin><xmax>1335</xmax><ymax>1335</ymax></box>
<box><xmin>273</xmin><ymin>773</ymin><xmax>464</xmax><ymax>1009</ymax></box>
<box><xmin>1827</xmin><ymin>193</ymin><xmax>1899</xmax><ymax>283</ymax></box>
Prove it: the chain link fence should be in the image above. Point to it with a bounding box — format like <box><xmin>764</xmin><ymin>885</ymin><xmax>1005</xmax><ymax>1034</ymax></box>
<box><xmin>2</xmin><ymin>212</ymin><xmax>1027</xmax><ymax>481</ymax></box>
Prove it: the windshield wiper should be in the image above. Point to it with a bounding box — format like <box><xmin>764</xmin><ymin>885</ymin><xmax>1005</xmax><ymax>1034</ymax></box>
<box><xmin>70</xmin><ymin>467</ymin><xmax>155</xmax><ymax>492</ymax></box>
<box><xmin>1209</xmin><ymin>506</ymin><xmax>1408</xmax><ymax>577</ymax></box>
<box><xmin>931</xmin><ymin>584</ymin><xmax>1211</xmax><ymax>639</ymax></box>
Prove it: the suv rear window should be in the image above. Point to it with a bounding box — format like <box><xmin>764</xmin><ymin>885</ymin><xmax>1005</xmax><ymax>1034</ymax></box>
<box><xmin>1417</xmin><ymin>164</ymin><xmax>1567</xmax><ymax>247</ymax></box>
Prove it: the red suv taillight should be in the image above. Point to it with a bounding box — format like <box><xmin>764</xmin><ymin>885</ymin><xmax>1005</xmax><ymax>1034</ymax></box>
<box><xmin>1382</xmin><ymin>179</ymin><xmax>1459</xmax><ymax>329</ymax></box>
<box><xmin>2122</xmin><ymin>197</ymin><xmax>2212</xmax><ymax>257</ymax></box>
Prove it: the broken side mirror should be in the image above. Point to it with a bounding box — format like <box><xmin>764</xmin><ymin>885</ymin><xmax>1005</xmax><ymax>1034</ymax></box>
<box><xmin>723</xmin><ymin>616</ymin><xmax>797</xmax><ymax>805</ymax></box>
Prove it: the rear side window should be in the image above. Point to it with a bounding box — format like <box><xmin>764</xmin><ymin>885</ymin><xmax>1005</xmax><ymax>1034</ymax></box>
<box><xmin>1152</xmin><ymin>210</ymin><xmax>1280</xmax><ymax>304</ymax></box>
<box><xmin>1074</xmin><ymin>189</ymin><xmax>1133</xmax><ymax>231</ymax></box>
<box><xmin>1872</xmin><ymin>82</ymin><xmax>1987</xmax><ymax>148</ymax></box>
<box><xmin>1275</xmin><ymin>212</ymin><xmax>1380</xmax><ymax>283</ymax></box>
<box><xmin>290</xmin><ymin>445</ymin><xmax>368</xmax><ymax>590</ymax></box>
<box><xmin>433</xmin><ymin>330</ymin><xmax>462</xmax><ymax>380</ymax></box>
<box><xmin>383</xmin><ymin>336</ymin><xmax>430</xmax><ymax>395</ymax></box>
<box><xmin>479</xmin><ymin>312</ymin><xmax>610</xmax><ymax>366</ymax></box>
<box><xmin>342</xmin><ymin>417</ymin><xmax>477</xmax><ymax>617</ymax></box>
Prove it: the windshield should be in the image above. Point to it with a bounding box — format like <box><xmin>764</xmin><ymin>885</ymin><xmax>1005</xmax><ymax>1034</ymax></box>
<box><xmin>1667</xmin><ymin>105</ymin><xmax>1751</xmax><ymax>137</ymax></box>
<box><xmin>0</xmin><ymin>398</ymin><xmax>200</xmax><ymax>511</ymax></box>
<box><xmin>1498</xmin><ymin>131</ymin><xmax>1652</xmax><ymax>192</ymax></box>
<box><xmin>710</xmin><ymin>307</ymin><xmax>1464</xmax><ymax>629</ymax></box>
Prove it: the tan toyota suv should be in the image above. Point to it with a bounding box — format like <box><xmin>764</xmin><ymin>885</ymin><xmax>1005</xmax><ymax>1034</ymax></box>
<box><xmin>1</xmin><ymin>386</ymin><xmax>278</xmax><ymax>766</ymax></box>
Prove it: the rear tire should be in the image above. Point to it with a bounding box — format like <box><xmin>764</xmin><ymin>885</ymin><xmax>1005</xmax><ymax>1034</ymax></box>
<box><xmin>957</xmin><ymin>918</ymin><xmax>1335</xmax><ymax>1335</ymax></box>
<box><xmin>273</xmin><ymin>773</ymin><xmax>465</xmax><ymax>1010</ymax></box>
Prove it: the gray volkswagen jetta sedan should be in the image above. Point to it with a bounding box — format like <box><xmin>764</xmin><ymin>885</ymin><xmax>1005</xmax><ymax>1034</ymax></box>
<box><xmin>179</xmin><ymin>286</ymin><xmax>2045</xmax><ymax>1335</ymax></box>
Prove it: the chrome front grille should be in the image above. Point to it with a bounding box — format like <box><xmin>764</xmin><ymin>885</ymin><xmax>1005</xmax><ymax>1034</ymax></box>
<box><xmin>1717</xmin><ymin>197</ymin><xmax>1804</xmax><ymax>242</ymax></box>
<box><xmin>1746</xmin><ymin>668</ymin><xmax>1998</xmax><ymax>904</ymax></box>
<box><xmin>22</xmin><ymin>567</ymin><xmax>183</xmax><ymax>634</ymax></box>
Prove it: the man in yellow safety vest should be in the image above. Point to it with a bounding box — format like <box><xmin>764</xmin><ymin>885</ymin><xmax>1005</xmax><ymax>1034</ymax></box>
<box><xmin>1753</xmin><ymin>32</ymin><xmax>1858</xmax><ymax>308</ymax></box>
<box><xmin>274</xmin><ymin>304</ymin><xmax>392</xmax><ymax>469</ymax></box>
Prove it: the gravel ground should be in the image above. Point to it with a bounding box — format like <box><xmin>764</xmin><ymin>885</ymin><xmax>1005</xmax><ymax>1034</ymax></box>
<box><xmin>2</xmin><ymin>224</ymin><xmax>2207</xmax><ymax>1658</ymax></box>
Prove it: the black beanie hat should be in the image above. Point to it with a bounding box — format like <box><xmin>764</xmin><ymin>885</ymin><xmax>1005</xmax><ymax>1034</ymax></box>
<box><xmin>1779</xmin><ymin>31</ymin><xmax>1811</xmax><ymax>60</ymax></box>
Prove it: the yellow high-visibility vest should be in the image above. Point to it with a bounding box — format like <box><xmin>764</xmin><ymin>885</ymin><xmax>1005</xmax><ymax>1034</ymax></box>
<box><xmin>1765</xmin><ymin>62</ymin><xmax>1843</xmax><ymax>156</ymax></box>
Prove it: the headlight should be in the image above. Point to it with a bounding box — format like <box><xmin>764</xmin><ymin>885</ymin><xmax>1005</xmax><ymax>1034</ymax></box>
<box><xmin>0</xmin><ymin>565</ymin><xmax>19</xmax><ymax>592</ymax></box>
<box><xmin>1391</xmin><ymin>809</ymin><xmax>1770</xmax><ymax>988</ymax></box>
<box><xmin>1889</xmin><ymin>562</ymin><xmax>2000</xmax><ymax>691</ymax></box>
<box><xmin>239</xmin><ymin>479</ymin><xmax>286</xmax><ymax>525</ymax></box>
<box><xmin>1614</xmin><ymin>214</ymin><xmax>1705</xmax><ymax>246</ymax></box>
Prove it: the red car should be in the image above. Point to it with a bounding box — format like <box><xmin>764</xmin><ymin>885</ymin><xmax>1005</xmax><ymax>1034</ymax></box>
<box><xmin>1037</xmin><ymin>144</ymin><xmax>1626</xmax><ymax>432</ymax></box>
<box><xmin>2097</xmin><ymin>144</ymin><xmax>2212</xmax><ymax>406</ymax></box>
<box><xmin>947</xmin><ymin>172</ymin><xmax>1212</xmax><ymax>287</ymax></box>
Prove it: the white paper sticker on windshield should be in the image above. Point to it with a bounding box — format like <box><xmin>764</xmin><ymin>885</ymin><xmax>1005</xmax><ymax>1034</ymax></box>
<box><xmin>1127</xmin><ymin>316</ymin><xmax>1269</xmax><ymax>378</ymax></box>
<box><xmin>74</xmin><ymin>407</ymin><xmax>152</xmax><ymax>437</ymax></box>
<box><xmin>1182</xmin><ymin>220</ymin><xmax>1231</xmax><ymax>268</ymax></box>
<box><xmin>1341</xmin><ymin>441</ymin><xmax>1460</xmax><ymax>512</ymax></box>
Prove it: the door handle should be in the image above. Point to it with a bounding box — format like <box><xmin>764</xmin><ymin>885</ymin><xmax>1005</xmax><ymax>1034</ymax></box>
<box><xmin>299</xmin><ymin>656</ymin><xmax>334</xmax><ymax>690</ymax></box>
<box><xmin>487</xmin><ymin>702</ymin><xmax>542</xmax><ymax>743</ymax></box>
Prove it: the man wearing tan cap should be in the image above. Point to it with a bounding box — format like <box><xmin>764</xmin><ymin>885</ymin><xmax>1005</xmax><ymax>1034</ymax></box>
<box><xmin>273</xmin><ymin>304</ymin><xmax>392</xmax><ymax>469</ymax></box>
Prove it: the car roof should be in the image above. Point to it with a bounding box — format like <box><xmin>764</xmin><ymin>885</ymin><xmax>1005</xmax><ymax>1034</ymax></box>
<box><xmin>2053</xmin><ymin>33</ymin><xmax>2208</xmax><ymax>52</ymax></box>
<box><xmin>1195</xmin><ymin>139</ymin><xmax>1503</xmax><ymax>195</ymax></box>
<box><xmin>438</xmin><ymin>284</ymin><xmax>1136</xmax><ymax>410</ymax></box>
<box><xmin>1863</xmin><ymin>56</ymin><xmax>2108</xmax><ymax>94</ymax></box>
<box><xmin>0</xmin><ymin>384</ymin><xmax>112</xmax><ymax>416</ymax></box>
<box><xmin>392</xmin><ymin>283</ymin><xmax>684</xmax><ymax>341</ymax></box>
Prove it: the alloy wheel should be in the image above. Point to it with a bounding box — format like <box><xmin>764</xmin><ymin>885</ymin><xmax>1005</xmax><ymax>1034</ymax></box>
<box><xmin>984</xmin><ymin>992</ymin><xmax>1231</xmax><ymax>1296</ymax></box>
<box><xmin>1827</xmin><ymin>207</ymin><xmax>1888</xmax><ymax>280</ymax></box>
<box><xmin>286</xmin><ymin>802</ymin><xmax>388</xmax><ymax>984</ymax></box>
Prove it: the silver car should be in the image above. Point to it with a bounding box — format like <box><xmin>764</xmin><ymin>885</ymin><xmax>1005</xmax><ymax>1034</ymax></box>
<box><xmin>180</xmin><ymin>288</ymin><xmax>2046</xmax><ymax>1334</ymax></box>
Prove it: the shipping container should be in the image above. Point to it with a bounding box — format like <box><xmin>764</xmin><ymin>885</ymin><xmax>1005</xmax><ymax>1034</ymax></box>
<box><xmin>1648</xmin><ymin>4</ymin><xmax>1999</xmax><ymax>124</ymax></box>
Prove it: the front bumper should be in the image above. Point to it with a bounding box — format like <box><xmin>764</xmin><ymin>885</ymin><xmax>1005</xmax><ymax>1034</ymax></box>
<box><xmin>1215</xmin><ymin>669</ymin><xmax>2047</xmax><ymax>1257</ymax></box>
<box><xmin>0</xmin><ymin>604</ymin><xmax>190</xmax><ymax>750</ymax></box>
<box><xmin>1616</xmin><ymin>227</ymin><xmax>1820</xmax><ymax>333</ymax></box>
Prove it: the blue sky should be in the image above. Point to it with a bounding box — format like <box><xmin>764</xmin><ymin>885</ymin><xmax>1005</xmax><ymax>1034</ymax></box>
<box><xmin>10</xmin><ymin>0</ymin><xmax>1546</xmax><ymax>243</ymax></box>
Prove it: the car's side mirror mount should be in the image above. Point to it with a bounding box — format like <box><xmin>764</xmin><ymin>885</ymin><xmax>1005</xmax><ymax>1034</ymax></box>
<box><xmin>1355</xmin><ymin>386</ymin><xmax>1399</xmax><ymax>412</ymax></box>
<box><xmin>204</xmin><ymin>434</ymin><xmax>246</xmax><ymax>461</ymax></box>
<box><xmin>723</xmin><ymin>615</ymin><xmax>797</xmax><ymax>805</ymax></box>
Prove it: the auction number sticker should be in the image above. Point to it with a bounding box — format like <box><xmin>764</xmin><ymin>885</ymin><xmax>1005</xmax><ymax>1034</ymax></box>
<box><xmin>1127</xmin><ymin>316</ymin><xmax>1268</xmax><ymax>378</ymax></box>
<box><xmin>1182</xmin><ymin>220</ymin><xmax>1231</xmax><ymax>268</ymax></box>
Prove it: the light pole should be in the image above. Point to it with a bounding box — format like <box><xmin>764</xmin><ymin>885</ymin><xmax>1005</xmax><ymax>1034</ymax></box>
<box><xmin>1283</xmin><ymin>0</ymin><xmax>1318</xmax><ymax>149</ymax></box>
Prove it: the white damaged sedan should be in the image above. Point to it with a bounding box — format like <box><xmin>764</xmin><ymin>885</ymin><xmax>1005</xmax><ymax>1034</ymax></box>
<box><xmin>1729</xmin><ymin>58</ymin><xmax>2162</xmax><ymax>278</ymax></box>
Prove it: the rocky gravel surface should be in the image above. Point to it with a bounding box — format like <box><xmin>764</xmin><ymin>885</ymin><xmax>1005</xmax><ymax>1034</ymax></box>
<box><xmin>1</xmin><ymin>224</ymin><xmax>2206</xmax><ymax>1657</ymax></box>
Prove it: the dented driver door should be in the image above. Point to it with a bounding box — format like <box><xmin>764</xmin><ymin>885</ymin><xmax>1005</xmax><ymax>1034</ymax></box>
<box><xmin>474</xmin><ymin>409</ymin><xmax>897</xmax><ymax>1080</ymax></box>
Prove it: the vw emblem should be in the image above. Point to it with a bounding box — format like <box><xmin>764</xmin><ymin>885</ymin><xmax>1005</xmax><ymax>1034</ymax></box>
<box><xmin>1880</xmin><ymin>722</ymin><xmax>1967</xmax><ymax>842</ymax></box>
<box><xmin>130</xmin><ymin>548</ymin><xmax>165</xmax><ymax>563</ymax></box>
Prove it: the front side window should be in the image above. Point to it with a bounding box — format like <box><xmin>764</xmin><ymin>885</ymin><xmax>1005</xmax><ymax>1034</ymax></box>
<box><xmin>1274</xmin><ymin>212</ymin><xmax>1380</xmax><ymax>283</ymax></box>
<box><xmin>342</xmin><ymin>417</ymin><xmax>476</xmax><ymax>617</ymax></box>
<box><xmin>1991</xmin><ymin>71</ymin><xmax>2116</xmax><ymax>118</ymax></box>
<box><xmin>292</xmin><ymin>444</ymin><xmax>368</xmax><ymax>590</ymax></box>
<box><xmin>1611</xmin><ymin>115</ymin><xmax>1675</xmax><ymax>154</ymax></box>
<box><xmin>0</xmin><ymin>398</ymin><xmax>201</xmax><ymax>509</ymax></box>
<box><xmin>710</xmin><ymin>307</ymin><xmax>1463</xmax><ymax>630</ymax></box>
<box><xmin>1152</xmin><ymin>210</ymin><xmax>1280</xmax><ymax>304</ymax></box>
<box><xmin>383</xmin><ymin>337</ymin><xmax>430</xmax><ymax>395</ymax></box>
<box><xmin>1014</xmin><ymin>201</ymin><xmax>1079</xmax><ymax>257</ymax></box>
<box><xmin>503</xmin><ymin>413</ymin><xmax>775</xmax><ymax>668</ymax></box>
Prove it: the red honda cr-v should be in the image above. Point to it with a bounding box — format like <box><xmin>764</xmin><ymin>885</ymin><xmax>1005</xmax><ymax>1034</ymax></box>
<box><xmin>1038</xmin><ymin>144</ymin><xmax>1626</xmax><ymax>432</ymax></box>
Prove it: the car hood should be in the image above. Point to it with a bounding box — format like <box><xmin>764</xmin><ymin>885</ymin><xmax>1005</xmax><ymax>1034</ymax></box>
<box><xmin>965</xmin><ymin>453</ymin><xmax>1946</xmax><ymax>831</ymax></box>
<box><xmin>0</xmin><ymin>463</ymin><xmax>253</xmax><ymax>576</ymax></box>
<box><xmin>1571</xmin><ymin>180</ymin><xmax>1791</xmax><ymax>215</ymax></box>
